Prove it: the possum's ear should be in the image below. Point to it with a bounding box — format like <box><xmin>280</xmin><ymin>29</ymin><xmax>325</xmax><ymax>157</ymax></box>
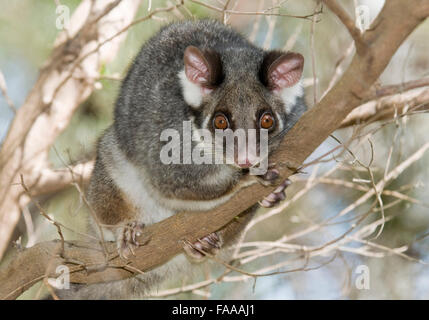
<box><xmin>183</xmin><ymin>46</ymin><xmax>223</xmax><ymax>90</ymax></box>
<box><xmin>260</xmin><ymin>51</ymin><xmax>304</xmax><ymax>91</ymax></box>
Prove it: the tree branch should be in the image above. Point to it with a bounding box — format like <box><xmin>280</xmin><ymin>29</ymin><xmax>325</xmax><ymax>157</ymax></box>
<box><xmin>340</xmin><ymin>87</ymin><xmax>429</xmax><ymax>128</ymax></box>
<box><xmin>322</xmin><ymin>0</ymin><xmax>366</xmax><ymax>54</ymax></box>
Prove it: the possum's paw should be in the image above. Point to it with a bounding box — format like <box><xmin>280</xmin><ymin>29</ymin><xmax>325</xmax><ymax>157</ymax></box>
<box><xmin>183</xmin><ymin>232</ymin><xmax>222</xmax><ymax>262</ymax></box>
<box><xmin>116</xmin><ymin>221</ymin><xmax>145</xmax><ymax>260</ymax></box>
<box><xmin>255</xmin><ymin>164</ymin><xmax>291</xmax><ymax>208</ymax></box>
<box><xmin>255</xmin><ymin>163</ymin><xmax>281</xmax><ymax>186</ymax></box>
<box><xmin>259</xmin><ymin>178</ymin><xmax>291</xmax><ymax>208</ymax></box>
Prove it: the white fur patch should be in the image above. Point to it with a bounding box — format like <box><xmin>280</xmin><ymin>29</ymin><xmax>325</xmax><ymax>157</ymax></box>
<box><xmin>106</xmin><ymin>143</ymin><xmax>175</xmax><ymax>225</ymax></box>
<box><xmin>178</xmin><ymin>69</ymin><xmax>203</xmax><ymax>108</ymax></box>
<box><xmin>279</xmin><ymin>80</ymin><xmax>303</xmax><ymax>114</ymax></box>
<box><xmin>106</xmin><ymin>138</ymin><xmax>238</xmax><ymax>218</ymax></box>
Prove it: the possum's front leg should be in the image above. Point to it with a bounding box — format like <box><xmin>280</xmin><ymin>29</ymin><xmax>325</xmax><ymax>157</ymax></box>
<box><xmin>86</xmin><ymin>154</ymin><xmax>145</xmax><ymax>259</ymax></box>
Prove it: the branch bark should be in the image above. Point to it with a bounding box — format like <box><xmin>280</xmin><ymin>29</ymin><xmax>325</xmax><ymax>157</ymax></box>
<box><xmin>340</xmin><ymin>87</ymin><xmax>429</xmax><ymax>128</ymax></box>
<box><xmin>1</xmin><ymin>0</ymin><xmax>429</xmax><ymax>300</ymax></box>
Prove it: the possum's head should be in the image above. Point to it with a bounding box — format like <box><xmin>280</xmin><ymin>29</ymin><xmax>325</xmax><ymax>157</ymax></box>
<box><xmin>179</xmin><ymin>45</ymin><xmax>305</xmax><ymax>170</ymax></box>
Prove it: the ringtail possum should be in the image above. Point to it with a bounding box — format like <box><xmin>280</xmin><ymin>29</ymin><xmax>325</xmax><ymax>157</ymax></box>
<box><xmin>61</xmin><ymin>19</ymin><xmax>306</xmax><ymax>299</ymax></box>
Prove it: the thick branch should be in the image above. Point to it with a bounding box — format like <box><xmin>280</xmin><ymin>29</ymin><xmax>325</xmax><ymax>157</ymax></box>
<box><xmin>1</xmin><ymin>0</ymin><xmax>429</xmax><ymax>300</ymax></box>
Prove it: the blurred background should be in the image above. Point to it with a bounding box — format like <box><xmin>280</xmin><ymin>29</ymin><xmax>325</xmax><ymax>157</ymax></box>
<box><xmin>1</xmin><ymin>0</ymin><xmax>429</xmax><ymax>299</ymax></box>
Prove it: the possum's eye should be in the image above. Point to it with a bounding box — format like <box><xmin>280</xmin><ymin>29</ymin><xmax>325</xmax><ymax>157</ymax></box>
<box><xmin>213</xmin><ymin>113</ymin><xmax>229</xmax><ymax>130</ymax></box>
<box><xmin>260</xmin><ymin>112</ymin><xmax>275</xmax><ymax>129</ymax></box>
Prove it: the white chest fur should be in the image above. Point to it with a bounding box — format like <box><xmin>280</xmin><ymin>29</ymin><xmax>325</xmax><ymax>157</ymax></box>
<box><xmin>105</xmin><ymin>141</ymin><xmax>244</xmax><ymax>225</ymax></box>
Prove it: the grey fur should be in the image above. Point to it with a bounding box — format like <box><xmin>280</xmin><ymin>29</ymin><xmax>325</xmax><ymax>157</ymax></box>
<box><xmin>113</xmin><ymin>19</ymin><xmax>306</xmax><ymax>200</ymax></box>
<box><xmin>60</xmin><ymin>19</ymin><xmax>306</xmax><ymax>299</ymax></box>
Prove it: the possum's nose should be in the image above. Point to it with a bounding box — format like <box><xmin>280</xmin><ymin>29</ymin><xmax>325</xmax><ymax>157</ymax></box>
<box><xmin>238</xmin><ymin>158</ymin><xmax>252</xmax><ymax>168</ymax></box>
<box><xmin>234</xmin><ymin>140</ymin><xmax>260</xmax><ymax>168</ymax></box>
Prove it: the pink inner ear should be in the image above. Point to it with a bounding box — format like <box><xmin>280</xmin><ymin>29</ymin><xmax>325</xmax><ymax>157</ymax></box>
<box><xmin>269</xmin><ymin>53</ymin><xmax>304</xmax><ymax>90</ymax></box>
<box><xmin>184</xmin><ymin>46</ymin><xmax>210</xmax><ymax>85</ymax></box>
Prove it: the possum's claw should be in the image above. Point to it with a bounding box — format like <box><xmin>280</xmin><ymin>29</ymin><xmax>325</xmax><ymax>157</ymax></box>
<box><xmin>259</xmin><ymin>178</ymin><xmax>291</xmax><ymax>208</ymax></box>
<box><xmin>183</xmin><ymin>232</ymin><xmax>222</xmax><ymax>262</ymax></box>
<box><xmin>255</xmin><ymin>164</ymin><xmax>291</xmax><ymax>208</ymax></box>
<box><xmin>117</xmin><ymin>221</ymin><xmax>145</xmax><ymax>260</ymax></box>
<box><xmin>257</xmin><ymin>164</ymin><xmax>292</xmax><ymax>208</ymax></box>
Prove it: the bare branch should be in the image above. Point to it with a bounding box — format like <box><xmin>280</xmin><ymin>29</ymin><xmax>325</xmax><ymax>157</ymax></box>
<box><xmin>340</xmin><ymin>88</ymin><xmax>429</xmax><ymax>128</ymax></box>
<box><xmin>188</xmin><ymin>0</ymin><xmax>320</xmax><ymax>20</ymax></box>
<box><xmin>322</xmin><ymin>0</ymin><xmax>366</xmax><ymax>54</ymax></box>
<box><xmin>0</xmin><ymin>69</ymin><xmax>16</xmax><ymax>113</ymax></box>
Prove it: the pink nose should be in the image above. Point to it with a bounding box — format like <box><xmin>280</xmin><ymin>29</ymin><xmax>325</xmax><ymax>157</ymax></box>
<box><xmin>238</xmin><ymin>159</ymin><xmax>252</xmax><ymax>168</ymax></box>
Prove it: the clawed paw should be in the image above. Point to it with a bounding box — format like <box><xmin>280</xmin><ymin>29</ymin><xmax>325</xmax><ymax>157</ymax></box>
<box><xmin>257</xmin><ymin>166</ymin><xmax>280</xmax><ymax>187</ymax></box>
<box><xmin>259</xmin><ymin>178</ymin><xmax>291</xmax><ymax>207</ymax></box>
<box><xmin>117</xmin><ymin>221</ymin><xmax>145</xmax><ymax>260</ymax></box>
<box><xmin>183</xmin><ymin>232</ymin><xmax>222</xmax><ymax>262</ymax></box>
<box><xmin>256</xmin><ymin>164</ymin><xmax>291</xmax><ymax>208</ymax></box>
